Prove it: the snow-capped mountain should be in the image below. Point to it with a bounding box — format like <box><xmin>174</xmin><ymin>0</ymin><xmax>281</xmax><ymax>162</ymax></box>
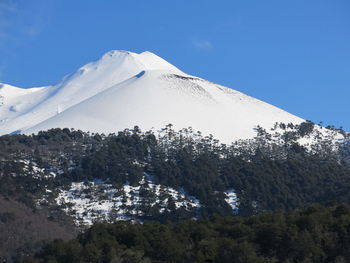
<box><xmin>0</xmin><ymin>50</ymin><xmax>303</xmax><ymax>143</ymax></box>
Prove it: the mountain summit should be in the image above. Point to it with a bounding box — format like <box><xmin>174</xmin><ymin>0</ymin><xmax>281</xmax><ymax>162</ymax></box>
<box><xmin>0</xmin><ymin>50</ymin><xmax>302</xmax><ymax>142</ymax></box>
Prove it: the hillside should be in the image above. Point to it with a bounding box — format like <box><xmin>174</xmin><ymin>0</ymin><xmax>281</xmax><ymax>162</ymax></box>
<box><xmin>0</xmin><ymin>123</ymin><xmax>349</xmax><ymax>261</ymax></box>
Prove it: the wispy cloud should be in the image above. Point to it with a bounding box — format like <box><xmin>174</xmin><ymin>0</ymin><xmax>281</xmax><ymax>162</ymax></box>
<box><xmin>192</xmin><ymin>39</ymin><xmax>214</xmax><ymax>51</ymax></box>
<box><xmin>22</xmin><ymin>0</ymin><xmax>54</xmax><ymax>38</ymax></box>
<box><xmin>0</xmin><ymin>0</ymin><xmax>17</xmax><ymax>40</ymax></box>
<box><xmin>0</xmin><ymin>0</ymin><xmax>53</xmax><ymax>81</ymax></box>
<box><xmin>0</xmin><ymin>0</ymin><xmax>16</xmax><ymax>12</ymax></box>
<box><xmin>0</xmin><ymin>0</ymin><xmax>53</xmax><ymax>42</ymax></box>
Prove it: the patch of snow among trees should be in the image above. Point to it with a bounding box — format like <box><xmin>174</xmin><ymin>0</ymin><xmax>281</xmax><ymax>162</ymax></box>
<box><xmin>224</xmin><ymin>189</ymin><xmax>239</xmax><ymax>214</ymax></box>
<box><xmin>56</xmin><ymin>173</ymin><xmax>201</xmax><ymax>226</ymax></box>
<box><xmin>13</xmin><ymin>159</ymin><xmax>58</xmax><ymax>179</ymax></box>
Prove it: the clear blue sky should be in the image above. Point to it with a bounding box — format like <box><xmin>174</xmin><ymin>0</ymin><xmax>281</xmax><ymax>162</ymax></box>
<box><xmin>0</xmin><ymin>0</ymin><xmax>349</xmax><ymax>130</ymax></box>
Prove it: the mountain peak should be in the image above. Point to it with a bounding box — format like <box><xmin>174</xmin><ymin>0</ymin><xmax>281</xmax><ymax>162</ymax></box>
<box><xmin>0</xmin><ymin>50</ymin><xmax>303</xmax><ymax>142</ymax></box>
<box><xmin>98</xmin><ymin>50</ymin><xmax>182</xmax><ymax>73</ymax></box>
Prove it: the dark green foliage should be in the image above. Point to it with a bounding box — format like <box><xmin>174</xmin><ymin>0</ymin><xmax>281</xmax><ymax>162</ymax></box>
<box><xmin>27</xmin><ymin>203</ymin><xmax>350</xmax><ymax>262</ymax></box>
<box><xmin>0</xmin><ymin>124</ymin><xmax>350</xmax><ymax>219</ymax></box>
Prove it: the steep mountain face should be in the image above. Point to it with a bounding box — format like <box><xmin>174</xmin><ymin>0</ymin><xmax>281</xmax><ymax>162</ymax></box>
<box><xmin>0</xmin><ymin>50</ymin><xmax>303</xmax><ymax>142</ymax></box>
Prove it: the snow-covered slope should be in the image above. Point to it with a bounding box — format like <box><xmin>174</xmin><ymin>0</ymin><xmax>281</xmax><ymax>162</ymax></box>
<box><xmin>0</xmin><ymin>50</ymin><xmax>303</xmax><ymax>143</ymax></box>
